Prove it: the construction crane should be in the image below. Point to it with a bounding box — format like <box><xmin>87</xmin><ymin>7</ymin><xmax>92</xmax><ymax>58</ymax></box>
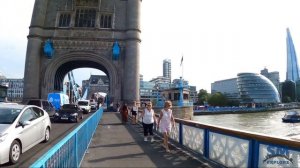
<box><xmin>81</xmin><ymin>85</ymin><xmax>89</xmax><ymax>100</ymax></box>
<box><xmin>67</xmin><ymin>71</ymin><xmax>80</xmax><ymax>102</ymax></box>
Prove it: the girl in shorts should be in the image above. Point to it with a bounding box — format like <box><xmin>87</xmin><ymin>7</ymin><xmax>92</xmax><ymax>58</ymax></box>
<box><xmin>157</xmin><ymin>101</ymin><xmax>175</xmax><ymax>152</ymax></box>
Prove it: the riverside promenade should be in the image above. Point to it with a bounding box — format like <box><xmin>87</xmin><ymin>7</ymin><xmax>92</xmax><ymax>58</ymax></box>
<box><xmin>81</xmin><ymin>112</ymin><xmax>223</xmax><ymax>168</ymax></box>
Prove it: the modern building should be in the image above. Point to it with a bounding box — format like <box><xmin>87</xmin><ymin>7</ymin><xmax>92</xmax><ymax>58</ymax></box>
<box><xmin>149</xmin><ymin>76</ymin><xmax>171</xmax><ymax>89</ymax></box>
<box><xmin>188</xmin><ymin>85</ymin><xmax>198</xmax><ymax>104</ymax></box>
<box><xmin>0</xmin><ymin>78</ymin><xmax>24</xmax><ymax>102</ymax></box>
<box><xmin>139</xmin><ymin>74</ymin><xmax>144</xmax><ymax>82</ymax></box>
<box><xmin>140</xmin><ymin>77</ymin><xmax>197</xmax><ymax>105</ymax></box>
<box><xmin>286</xmin><ymin>28</ymin><xmax>300</xmax><ymax>82</ymax></box>
<box><xmin>237</xmin><ymin>73</ymin><xmax>280</xmax><ymax>105</ymax></box>
<box><xmin>140</xmin><ymin>59</ymin><xmax>197</xmax><ymax>105</ymax></box>
<box><xmin>163</xmin><ymin>59</ymin><xmax>171</xmax><ymax>82</ymax></box>
<box><xmin>260</xmin><ymin>68</ymin><xmax>280</xmax><ymax>91</ymax></box>
<box><xmin>282</xmin><ymin>80</ymin><xmax>296</xmax><ymax>102</ymax></box>
<box><xmin>140</xmin><ymin>81</ymin><xmax>156</xmax><ymax>104</ymax></box>
<box><xmin>211</xmin><ymin>78</ymin><xmax>240</xmax><ymax>101</ymax></box>
<box><xmin>0</xmin><ymin>84</ymin><xmax>8</xmax><ymax>102</ymax></box>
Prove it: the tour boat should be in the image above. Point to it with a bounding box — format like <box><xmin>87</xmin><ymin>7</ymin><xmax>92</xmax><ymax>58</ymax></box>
<box><xmin>282</xmin><ymin>110</ymin><xmax>300</xmax><ymax>123</ymax></box>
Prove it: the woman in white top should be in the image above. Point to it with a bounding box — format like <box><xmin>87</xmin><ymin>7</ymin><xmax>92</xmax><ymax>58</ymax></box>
<box><xmin>157</xmin><ymin>100</ymin><xmax>175</xmax><ymax>152</ymax></box>
<box><xmin>139</xmin><ymin>102</ymin><xmax>157</xmax><ymax>142</ymax></box>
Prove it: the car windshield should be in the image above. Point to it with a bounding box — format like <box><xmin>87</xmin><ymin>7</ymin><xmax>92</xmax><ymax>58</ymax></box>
<box><xmin>78</xmin><ymin>101</ymin><xmax>88</xmax><ymax>106</ymax></box>
<box><xmin>0</xmin><ymin>107</ymin><xmax>22</xmax><ymax>124</ymax></box>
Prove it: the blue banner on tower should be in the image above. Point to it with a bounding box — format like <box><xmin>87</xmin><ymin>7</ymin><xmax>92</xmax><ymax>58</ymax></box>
<box><xmin>43</xmin><ymin>39</ymin><xmax>54</xmax><ymax>59</ymax></box>
<box><xmin>112</xmin><ymin>41</ymin><xmax>120</xmax><ymax>60</ymax></box>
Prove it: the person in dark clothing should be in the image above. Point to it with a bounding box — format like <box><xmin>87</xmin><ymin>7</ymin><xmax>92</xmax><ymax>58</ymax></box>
<box><xmin>121</xmin><ymin>104</ymin><xmax>129</xmax><ymax>124</ymax></box>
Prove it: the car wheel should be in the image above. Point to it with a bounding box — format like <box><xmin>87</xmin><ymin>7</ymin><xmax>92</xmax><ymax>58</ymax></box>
<box><xmin>9</xmin><ymin>140</ymin><xmax>21</xmax><ymax>164</ymax></box>
<box><xmin>43</xmin><ymin>128</ymin><xmax>50</xmax><ymax>143</ymax></box>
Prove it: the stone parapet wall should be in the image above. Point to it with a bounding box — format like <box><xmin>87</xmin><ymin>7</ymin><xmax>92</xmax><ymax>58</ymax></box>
<box><xmin>152</xmin><ymin>106</ymin><xmax>193</xmax><ymax>120</ymax></box>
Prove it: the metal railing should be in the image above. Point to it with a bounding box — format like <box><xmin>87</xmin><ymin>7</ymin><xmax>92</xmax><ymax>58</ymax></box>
<box><xmin>30</xmin><ymin>108</ymin><xmax>103</xmax><ymax>168</ymax></box>
<box><xmin>160</xmin><ymin>118</ymin><xmax>300</xmax><ymax>168</ymax></box>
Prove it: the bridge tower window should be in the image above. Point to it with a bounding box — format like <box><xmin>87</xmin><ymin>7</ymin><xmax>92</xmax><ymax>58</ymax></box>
<box><xmin>59</xmin><ymin>13</ymin><xmax>71</xmax><ymax>27</ymax></box>
<box><xmin>100</xmin><ymin>14</ymin><xmax>112</xmax><ymax>28</ymax></box>
<box><xmin>75</xmin><ymin>9</ymin><xmax>96</xmax><ymax>27</ymax></box>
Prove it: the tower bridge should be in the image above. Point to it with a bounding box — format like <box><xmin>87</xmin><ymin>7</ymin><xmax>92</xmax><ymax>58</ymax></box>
<box><xmin>15</xmin><ymin>1</ymin><xmax>300</xmax><ymax>168</ymax></box>
<box><xmin>23</xmin><ymin>0</ymin><xmax>141</xmax><ymax>105</ymax></box>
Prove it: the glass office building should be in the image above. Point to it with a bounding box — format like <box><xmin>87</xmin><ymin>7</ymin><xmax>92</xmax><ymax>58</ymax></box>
<box><xmin>237</xmin><ymin>73</ymin><xmax>280</xmax><ymax>105</ymax></box>
<box><xmin>286</xmin><ymin>28</ymin><xmax>300</xmax><ymax>81</ymax></box>
<box><xmin>163</xmin><ymin>59</ymin><xmax>171</xmax><ymax>82</ymax></box>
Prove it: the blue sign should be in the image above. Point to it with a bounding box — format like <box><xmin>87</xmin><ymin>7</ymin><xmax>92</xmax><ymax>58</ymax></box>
<box><xmin>112</xmin><ymin>41</ymin><xmax>120</xmax><ymax>60</ymax></box>
<box><xmin>43</xmin><ymin>39</ymin><xmax>54</xmax><ymax>59</ymax></box>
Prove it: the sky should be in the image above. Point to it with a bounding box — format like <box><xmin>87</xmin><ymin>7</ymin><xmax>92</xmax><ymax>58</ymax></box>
<box><xmin>1</xmin><ymin>0</ymin><xmax>300</xmax><ymax>92</ymax></box>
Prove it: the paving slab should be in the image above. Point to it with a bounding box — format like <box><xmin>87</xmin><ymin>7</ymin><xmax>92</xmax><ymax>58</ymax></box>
<box><xmin>80</xmin><ymin>112</ymin><xmax>223</xmax><ymax>168</ymax></box>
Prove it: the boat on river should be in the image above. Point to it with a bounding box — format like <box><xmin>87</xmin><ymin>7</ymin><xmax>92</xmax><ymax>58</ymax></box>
<box><xmin>282</xmin><ymin>110</ymin><xmax>300</xmax><ymax>123</ymax></box>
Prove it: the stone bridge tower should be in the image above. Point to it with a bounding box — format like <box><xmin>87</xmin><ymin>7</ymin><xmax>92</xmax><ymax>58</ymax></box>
<box><xmin>23</xmin><ymin>0</ymin><xmax>141</xmax><ymax>104</ymax></box>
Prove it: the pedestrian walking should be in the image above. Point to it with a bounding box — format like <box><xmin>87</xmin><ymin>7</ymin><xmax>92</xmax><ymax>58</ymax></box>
<box><xmin>157</xmin><ymin>100</ymin><xmax>175</xmax><ymax>152</ymax></box>
<box><xmin>131</xmin><ymin>101</ymin><xmax>138</xmax><ymax>124</ymax></box>
<box><xmin>139</xmin><ymin>102</ymin><xmax>156</xmax><ymax>142</ymax></box>
<box><xmin>121</xmin><ymin>104</ymin><xmax>129</xmax><ymax>124</ymax></box>
<box><xmin>116</xmin><ymin>101</ymin><xmax>120</xmax><ymax>112</ymax></box>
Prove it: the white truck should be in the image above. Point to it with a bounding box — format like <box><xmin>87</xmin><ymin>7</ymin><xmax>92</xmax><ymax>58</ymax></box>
<box><xmin>77</xmin><ymin>100</ymin><xmax>91</xmax><ymax>114</ymax></box>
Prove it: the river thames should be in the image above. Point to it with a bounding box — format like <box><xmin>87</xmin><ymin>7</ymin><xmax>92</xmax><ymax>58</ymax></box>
<box><xmin>192</xmin><ymin>110</ymin><xmax>300</xmax><ymax>141</ymax></box>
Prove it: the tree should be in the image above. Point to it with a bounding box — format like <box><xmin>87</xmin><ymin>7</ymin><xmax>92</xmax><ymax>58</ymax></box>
<box><xmin>227</xmin><ymin>100</ymin><xmax>240</xmax><ymax>106</ymax></box>
<box><xmin>208</xmin><ymin>92</ymin><xmax>228</xmax><ymax>106</ymax></box>
<box><xmin>197</xmin><ymin>89</ymin><xmax>210</xmax><ymax>105</ymax></box>
<box><xmin>282</xmin><ymin>80</ymin><xmax>296</xmax><ymax>102</ymax></box>
<box><xmin>282</xmin><ymin>96</ymin><xmax>292</xmax><ymax>103</ymax></box>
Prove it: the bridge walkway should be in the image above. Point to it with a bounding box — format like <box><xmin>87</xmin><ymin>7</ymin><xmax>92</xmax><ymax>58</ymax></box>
<box><xmin>81</xmin><ymin>112</ymin><xmax>223</xmax><ymax>168</ymax></box>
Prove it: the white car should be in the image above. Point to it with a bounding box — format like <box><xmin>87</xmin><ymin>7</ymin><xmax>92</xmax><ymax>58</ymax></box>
<box><xmin>77</xmin><ymin>100</ymin><xmax>91</xmax><ymax>114</ymax></box>
<box><xmin>0</xmin><ymin>104</ymin><xmax>51</xmax><ymax>165</ymax></box>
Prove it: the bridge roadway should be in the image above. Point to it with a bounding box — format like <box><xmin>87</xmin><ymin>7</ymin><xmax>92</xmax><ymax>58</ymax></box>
<box><xmin>0</xmin><ymin>112</ymin><xmax>95</xmax><ymax>168</ymax></box>
<box><xmin>81</xmin><ymin>112</ymin><xmax>223</xmax><ymax>168</ymax></box>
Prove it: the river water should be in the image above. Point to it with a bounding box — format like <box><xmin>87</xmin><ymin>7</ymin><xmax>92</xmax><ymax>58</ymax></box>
<box><xmin>192</xmin><ymin>110</ymin><xmax>300</xmax><ymax>141</ymax></box>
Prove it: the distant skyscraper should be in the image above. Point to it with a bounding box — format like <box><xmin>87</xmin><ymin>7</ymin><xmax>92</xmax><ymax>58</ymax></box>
<box><xmin>286</xmin><ymin>28</ymin><xmax>300</xmax><ymax>81</ymax></box>
<box><xmin>163</xmin><ymin>59</ymin><xmax>171</xmax><ymax>82</ymax></box>
<box><xmin>260</xmin><ymin>68</ymin><xmax>280</xmax><ymax>91</ymax></box>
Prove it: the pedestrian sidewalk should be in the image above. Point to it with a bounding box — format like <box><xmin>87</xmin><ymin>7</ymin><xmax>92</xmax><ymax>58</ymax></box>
<box><xmin>80</xmin><ymin>112</ymin><xmax>223</xmax><ymax>168</ymax></box>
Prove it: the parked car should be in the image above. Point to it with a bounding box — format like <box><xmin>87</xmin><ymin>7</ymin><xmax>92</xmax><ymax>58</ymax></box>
<box><xmin>26</xmin><ymin>99</ymin><xmax>56</xmax><ymax>118</ymax></box>
<box><xmin>53</xmin><ymin>104</ymin><xmax>83</xmax><ymax>123</ymax></box>
<box><xmin>0</xmin><ymin>104</ymin><xmax>51</xmax><ymax>165</ymax></box>
<box><xmin>77</xmin><ymin>100</ymin><xmax>91</xmax><ymax>114</ymax></box>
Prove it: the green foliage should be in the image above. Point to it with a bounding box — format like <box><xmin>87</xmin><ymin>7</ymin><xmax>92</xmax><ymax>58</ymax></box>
<box><xmin>197</xmin><ymin>89</ymin><xmax>239</xmax><ymax>106</ymax></box>
<box><xmin>227</xmin><ymin>100</ymin><xmax>240</xmax><ymax>106</ymax></box>
<box><xmin>282</xmin><ymin>80</ymin><xmax>296</xmax><ymax>102</ymax></box>
<box><xmin>207</xmin><ymin>92</ymin><xmax>228</xmax><ymax>106</ymax></box>
<box><xmin>282</xmin><ymin>96</ymin><xmax>292</xmax><ymax>103</ymax></box>
<box><xmin>197</xmin><ymin>89</ymin><xmax>210</xmax><ymax>105</ymax></box>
